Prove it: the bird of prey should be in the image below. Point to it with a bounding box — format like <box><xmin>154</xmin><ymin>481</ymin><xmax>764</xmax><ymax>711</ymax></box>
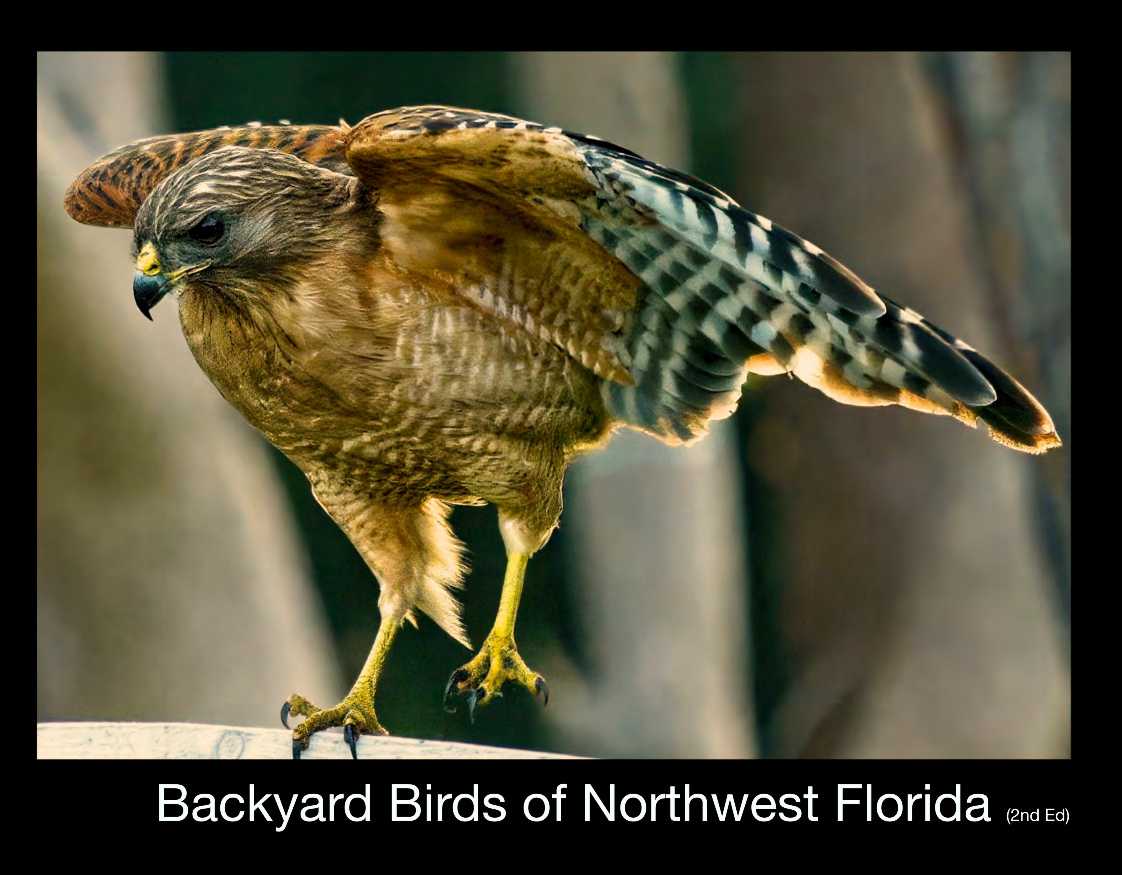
<box><xmin>65</xmin><ymin>106</ymin><xmax>1061</xmax><ymax>758</ymax></box>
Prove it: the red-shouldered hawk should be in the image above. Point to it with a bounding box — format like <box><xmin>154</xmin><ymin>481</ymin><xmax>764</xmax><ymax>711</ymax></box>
<box><xmin>65</xmin><ymin>106</ymin><xmax>1060</xmax><ymax>758</ymax></box>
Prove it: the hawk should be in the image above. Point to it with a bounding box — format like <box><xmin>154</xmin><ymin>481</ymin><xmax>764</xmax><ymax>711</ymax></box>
<box><xmin>65</xmin><ymin>106</ymin><xmax>1061</xmax><ymax>758</ymax></box>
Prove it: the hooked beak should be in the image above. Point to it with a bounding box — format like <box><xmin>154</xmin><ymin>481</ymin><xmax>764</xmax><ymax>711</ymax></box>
<box><xmin>133</xmin><ymin>241</ymin><xmax>168</xmax><ymax>321</ymax></box>
<box><xmin>132</xmin><ymin>242</ymin><xmax>210</xmax><ymax>320</ymax></box>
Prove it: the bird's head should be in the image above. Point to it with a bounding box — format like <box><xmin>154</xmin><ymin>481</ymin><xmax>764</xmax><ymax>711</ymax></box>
<box><xmin>131</xmin><ymin>146</ymin><xmax>358</xmax><ymax>319</ymax></box>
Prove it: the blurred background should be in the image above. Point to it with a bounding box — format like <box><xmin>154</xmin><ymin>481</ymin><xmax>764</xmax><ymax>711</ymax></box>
<box><xmin>38</xmin><ymin>52</ymin><xmax>1070</xmax><ymax>757</ymax></box>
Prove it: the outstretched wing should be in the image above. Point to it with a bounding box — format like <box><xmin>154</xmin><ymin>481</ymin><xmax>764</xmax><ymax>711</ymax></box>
<box><xmin>344</xmin><ymin>106</ymin><xmax>1060</xmax><ymax>452</ymax></box>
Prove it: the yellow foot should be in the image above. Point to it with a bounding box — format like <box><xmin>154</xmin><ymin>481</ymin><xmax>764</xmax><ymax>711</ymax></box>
<box><xmin>281</xmin><ymin>693</ymin><xmax>388</xmax><ymax>760</ymax></box>
<box><xmin>443</xmin><ymin>637</ymin><xmax>549</xmax><ymax>721</ymax></box>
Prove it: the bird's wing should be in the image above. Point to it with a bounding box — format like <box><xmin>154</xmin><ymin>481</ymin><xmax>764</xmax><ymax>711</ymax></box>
<box><xmin>63</xmin><ymin>123</ymin><xmax>350</xmax><ymax>228</ymax></box>
<box><xmin>345</xmin><ymin>107</ymin><xmax>1058</xmax><ymax>451</ymax></box>
<box><xmin>345</xmin><ymin>107</ymin><xmax>649</xmax><ymax>387</ymax></box>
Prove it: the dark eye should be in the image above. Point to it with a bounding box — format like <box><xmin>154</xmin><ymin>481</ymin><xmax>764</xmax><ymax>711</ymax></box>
<box><xmin>188</xmin><ymin>214</ymin><xmax>226</xmax><ymax>246</ymax></box>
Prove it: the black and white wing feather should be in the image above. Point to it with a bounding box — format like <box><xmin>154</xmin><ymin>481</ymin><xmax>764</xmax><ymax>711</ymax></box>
<box><xmin>571</xmin><ymin>134</ymin><xmax>1058</xmax><ymax>452</ymax></box>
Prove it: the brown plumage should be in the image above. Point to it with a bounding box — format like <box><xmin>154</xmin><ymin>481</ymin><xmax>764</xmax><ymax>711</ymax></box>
<box><xmin>65</xmin><ymin>106</ymin><xmax>1061</xmax><ymax>757</ymax></box>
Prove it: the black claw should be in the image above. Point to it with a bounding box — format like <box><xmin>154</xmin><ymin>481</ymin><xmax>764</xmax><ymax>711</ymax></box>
<box><xmin>468</xmin><ymin>688</ymin><xmax>484</xmax><ymax>723</ymax></box>
<box><xmin>536</xmin><ymin>676</ymin><xmax>550</xmax><ymax>707</ymax></box>
<box><xmin>280</xmin><ymin>701</ymin><xmax>292</xmax><ymax>729</ymax></box>
<box><xmin>443</xmin><ymin>668</ymin><xmax>470</xmax><ymax>712</ymax></box>
<box><xmin>292</xmin><ymin>737</ymin><xmax>302</xmax><ymax>760</ymax></box>
<box><xmin>443</xmin><ymin>676</ymin><xmax>459</xmax><ymax>708</ymax></box>
<box><xmin>343</xmin><ymin>724</ymin><xmax>359</xmax><ymax>760</ymax></box>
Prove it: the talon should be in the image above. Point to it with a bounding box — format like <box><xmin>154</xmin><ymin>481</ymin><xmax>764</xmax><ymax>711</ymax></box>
<box><xmin>280</xmin><ymin>700</ymin><xmax>292</xmax><ymax>729</ymax></box>
<box><xmin>447</xmin><ymin>635</ymin><xmax>540</xmax><ymax>723</ymax></box>
<box><xmin>284</xmin><ymin>693</ymin><xmax>385</xmax><ymax>759</ymax></box>
<box><xmin>443</xmin><ymin>668</ymin><xmax>470</xmax><ymax>712</ymax></box>
<box><xmin>535</xmin><ymin>676</ymin><xmax>549</xmax><ymax>707</ymax></box>
<box><xmin>343</xmin><ymin>723</ymin><xmax>360</xmax><ymax>760</ymax></box>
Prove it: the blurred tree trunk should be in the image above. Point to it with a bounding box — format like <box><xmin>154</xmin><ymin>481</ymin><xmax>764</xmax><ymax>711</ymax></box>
<box><xmin>512</xmin><ymin>52</ymin><xmax>756</xmax><ymax>757</ymax></box>
<box><xmin>736</xmin><ymin>52</ymin><xmax>1068</xmax><ymax>756</ymax></box>
<box><xmin>37</xmin><ymin>52</ymin><xmax>340</xmax><ymax>727</ymax></box>
<box><xmin>926</xmin><ymin>51</ymin><xmax>1071</xmax><ymax>625</ymax></box>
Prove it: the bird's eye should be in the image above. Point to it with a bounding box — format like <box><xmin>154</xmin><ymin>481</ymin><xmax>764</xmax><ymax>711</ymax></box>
<box><xmin>188</xmin><ymin>214</ymin><xmax>226</xmax><ymax>246</ymax></box>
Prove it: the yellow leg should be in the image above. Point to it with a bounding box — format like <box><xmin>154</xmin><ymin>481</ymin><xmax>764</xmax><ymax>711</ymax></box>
<box><xmin>445</xmin><ymin>551</ymin><xmax>548</xmax><ymax>716</ymax></box>
<box><xmin>282</xmin><ymin>612</ymin><xmax>399</xmax><ymax>759</ymax></box>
